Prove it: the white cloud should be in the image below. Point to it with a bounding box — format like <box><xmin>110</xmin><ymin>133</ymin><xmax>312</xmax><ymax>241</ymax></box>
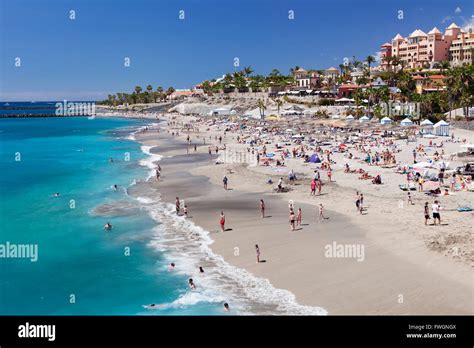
<box><xmin>454</xmin><ymin>7</ymin><xmax>462</xmax><ymax>14</ymax></box>
<box><xmin>441</xmin><ymin>16</ymin><xmax>453</xmax><ymax>24</ymax></box>
<box><xmin>461</xmin><ymin>16</ymin><xmax>474</xmax><ymax>32</ymax></box>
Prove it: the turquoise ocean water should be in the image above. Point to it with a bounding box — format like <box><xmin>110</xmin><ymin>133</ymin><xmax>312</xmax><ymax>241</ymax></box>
<box><xmin>0</xmin><ymin>116</ymin><xmax>222</xmax><ymax>315</ymax></box>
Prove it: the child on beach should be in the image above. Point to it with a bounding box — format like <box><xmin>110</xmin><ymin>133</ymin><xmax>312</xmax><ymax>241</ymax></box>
<box><xmin>289</xmin><ymin>210</ymin><xmax>296</xmax><ymax>231</ymax></box>
<box><xmin>223</xmin><ymin>175</ymin><xmax>228</xmax><ymax>190</ymax></box>
<box><xmin>296</xmin><ymin>208</ymin><xmax>302</xmax><ymax>226</ymax></box>
<box><xmin>327</xmin><ymin>167</ymin><xmax>332</xmax><ymax>182</ymax></box>
<box><xmin>319</xmin><ymin>204</ymin><xmax>328</xmax><ymax>221</ymax></box>
<box><xmin>407</xmin><ymin>192</ymin><xmax>414</xmax><ymax>205</ymax></box>
<box><xmin>184</xmin><ymin>205</ymin><xmax>188</xmax><ymax>217</ymax></box>
<box><xmin>424</xmin><ymin>202</ymin><xmax>430</xmax><ymax>226</ymax></box>
<box><xmin>310</xmin><ymin>179</ymin><xmax>316</xmax><ymax>195</ymax></box>
<box><xmin>219</xmin><ymin>211</ymin><xmax>226</xmax><ymax>232</ymax></box>
<box><xmin>260</xmin><ymin>199</ymin><xmax>265</xmax><ymax>218</ymax></box>
<box><xmin>255</xmin><ymin>244</ymin><xmax>261</xmax><ymax>263</ymax></box>
<box><xmin>432</xmin><ymin>201</ymin><xmax>441</xmax><ymax>225</ymax></box>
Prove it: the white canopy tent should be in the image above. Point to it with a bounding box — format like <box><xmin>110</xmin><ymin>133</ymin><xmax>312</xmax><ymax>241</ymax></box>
<box><xmin>359</xmin><ymin>116</ymin><xmax>370</xmax><ymax>123</ymax></box>
<box><xmin>433</xmin><ymin>120</ymin><xmax>449</xmax><ymax>136</ymax></box>
<box><xmin>400</xmin><ymin>117</ymin><xmax>413</xmax><ymax>126</ymax></box>
<box><xmin>380</xmin><ymin>117</ymin><xmax>392</xmax><ymax>125</ymax></box>
<box><xmin>420</xmin><ymin>119</ymin><xmax>433</xmax><ymax>126</ymax></box>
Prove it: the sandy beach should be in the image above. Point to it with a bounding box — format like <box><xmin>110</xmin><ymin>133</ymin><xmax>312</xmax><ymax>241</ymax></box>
<box><xmin>123</xmin><ymin>113</ymin><xmax>474</xmax><ymax>315</ymax></box>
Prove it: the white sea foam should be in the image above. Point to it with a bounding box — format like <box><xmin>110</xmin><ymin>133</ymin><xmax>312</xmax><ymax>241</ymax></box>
<box><xmin>139</xmin><ymin>199</ymin><xmax>327</xmax><ymax>315</ymax></box>
<box><xmin>139</xmin><ymin>145</ymin><xmax>162</xmax><ymax>179</ymax></box>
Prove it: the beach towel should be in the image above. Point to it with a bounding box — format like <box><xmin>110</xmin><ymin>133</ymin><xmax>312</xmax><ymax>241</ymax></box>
<box><xmin>457</xmin><ymin>207</ymin><xmax>472</xmax><ymax>212</ymax></box>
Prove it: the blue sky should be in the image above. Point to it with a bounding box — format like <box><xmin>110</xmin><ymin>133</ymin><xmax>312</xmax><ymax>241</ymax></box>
<box><xmin>0</xmin><ymin>0</ymin><xmax>472</xmax><ymax>101</ymax></box>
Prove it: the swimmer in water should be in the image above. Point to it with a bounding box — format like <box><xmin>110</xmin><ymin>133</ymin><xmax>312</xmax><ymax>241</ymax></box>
<box><xmin>113</xmin><ymin>184</ymin><xmax>118</xmax><ymax>191</ymax></box>
<box><xmin>224</xmin><ymin>303</ymin><xmax>230</xmax><ymax>312</ymax></box>
<box><xmin>52</xmin><ymin>193</ymin><xmax>60</xmax><ymax>197</ymax></box>
<box><xmin>104</xmin><ymin>222</ymin><xmax>112</xmax><ymax>231</ymax></box>
<box><xmin>199</xmin><ymin>266</ymin><xmax>204</xmax><ymax>273</ymax></box>
<box><xmin>168</xmin><ymin>262</ymin><xmax>175</xmax><ymax>271</ymax></box>
<box><xmin>188</xmin><ymin>278</ymin><xmax>196</xmax><ymax>289</ymax></box>
<box><xmin>109</xmin><ymin>158</ymin><xmax>113</xmax><ymax>163</ymax></box>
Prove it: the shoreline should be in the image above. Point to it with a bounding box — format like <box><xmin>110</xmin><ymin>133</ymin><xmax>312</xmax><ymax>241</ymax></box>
<box><xmin>127</xmin><ymin>125</ymin><xmax>327</xmax><ymax>315</ymax></box>
<box><xmin>128</xmin><ymin>114</ymin><xmax>473</xmax><ymax>315</ymax></box>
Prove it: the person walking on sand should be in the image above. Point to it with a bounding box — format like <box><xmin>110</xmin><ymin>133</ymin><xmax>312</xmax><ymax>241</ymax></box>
<box><xmin>432</xmin><ymin>200</ymin><xmax>441</xmax><ymax>226</ymax></box>
<box><xmin>259</xmin><ymin>199</ymin><xmax>265</xmax><ymax>218</ymax></box>
<box><xmin>327</xmin><ymin>167</ymin><xmax>332</xmax><ymax>182</ymax></box>
<box><xmin>219</xmin><ymin>211</ymin><xmax>226</xmax><ymax>232</ymax></box>
<box><xmin>289</xmin><ymin>210</ymin><xmax>296</xmax><ymax>231</ymax></box>
<box><xmin>407</xmin><ymin>192</ymin><xmax>414</xmax><ymax>205</ymax></box>
<box><xmin>310</xmin><ymin>179</ymin><xmax>316</xmax><ymax>196</ymax></box>
<box><xmin>208</xmin><ymin>146</ymin><xmax>212</xmax><ymax>156</ymax></box>
<box><xmin>424</xmin><ymin>202</ymin><xmax>430</xmax><ymax>226</ymax></box>
<box><xmin>359</xmin><ymin>194</ymin><xmax>364</xmax><ymax>214</ymax></box>
<box><xmin>296</xmin><ymin>207</ymin><xmax>302</xmax><ymax>226</ymax></box>
<box><xmin>223</xmin><ymin>175</ymin><xmax>228</xmax><ymax>190</ymax></box>
<box><xmin>318</xmin><ymin>204</ymin><xmax>328</xmax><ymax>221</ymax></box>
<box><xmin>418</xmin><ymin>176</ymin><xmax>424</xmax><ymax>192</ymax></box>
<box><xmin>255</xmin><ymin>244</ymin><xmax>261</xmax><ymax>263</ymax></box>
<box><xmin>175</xmin><ymin>197</ymin><xmax>180</xmax><ymax>215</ymax></box>
<box><xmin>183</xmin><ymin>205</ymin><xmax>188</xmax><ymax>217</ymax></box>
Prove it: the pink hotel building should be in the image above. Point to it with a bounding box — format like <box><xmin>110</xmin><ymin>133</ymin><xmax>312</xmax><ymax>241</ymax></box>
<box><xmin>380</xmin><ymin>23</ymin><xmax>473</xmax><ymax>70</ymax></box>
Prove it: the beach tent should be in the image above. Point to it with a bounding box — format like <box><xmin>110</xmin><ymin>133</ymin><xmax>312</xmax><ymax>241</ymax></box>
<box><xmin>345</xmin><ymin>115</ymin><xmax>355</xmax><ymax>121</ymax></box>
<box><xmin>400</xmin><ymin>117</ymin><xmax>413</xmax><ymax>126</ymax></box>
<box><xmin>331</xmin><ymin>114</ymin><xmax>341</xmax><ymax>119</ymax></box>
<box><xmin>433</xmin><ymin>120</ymin><xmax>449</xmax><ymax>136</ymax></box>
<box><xmin>420</xmin><ymin>119</ymin><xmax>433</xmax><ymax>126</ymax></box>
<box><xmin>380</xmin><ymin>117</ymin><xmax>392</xmax><ymax>125</ymax></box>
<box><xmin>359</xmin><ymin>116</ymin><xmax>370</xmax><ymax>123</ymax></box>
<box><xmin>420</xmin><ymin>119</ymin><xmax>434</xmax><ymax>134</ymax></box>
<box><xmin>308</xmin><ymin>154</ymin><xmax>321</xmax><ymax>163</ymax></box>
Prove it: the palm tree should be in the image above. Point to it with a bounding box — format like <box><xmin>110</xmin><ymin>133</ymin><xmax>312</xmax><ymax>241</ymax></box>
<box><xmin>146</xmin><ymin>85</ymin><xmax>153</xmax><ymax>103</ymax></box>
<box><xmin>257</xmin><ymin>99</ymin><xmax>266</xmax><ymax>121</ymax></box>
<box><xmin>439</xmin><ymin>61</ymin><xmax>450</xmax><ymax>75</ymax></box>
<box><xmin>134</xmin><ymin>86</ymin><xmax>142</xmax><ymax>103</ymax></box>
<box><xmin>276</xmin><ymin>99</ymin><xmax>283</xmax><ymax>115</ymax></box>
<box><xmin>290</xmin><ymin>66</ymin><xmax>301</xmax><ymax>75</ymax></box>
<box><xmin>243</xmin><ymin>66</ymin><xmax>253</xmax><ymax>77</ymax></box>
<box><xmin>366</xmin><ymin>55</ymin><xmax>375</xmax><ymax>76</ymax></box>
